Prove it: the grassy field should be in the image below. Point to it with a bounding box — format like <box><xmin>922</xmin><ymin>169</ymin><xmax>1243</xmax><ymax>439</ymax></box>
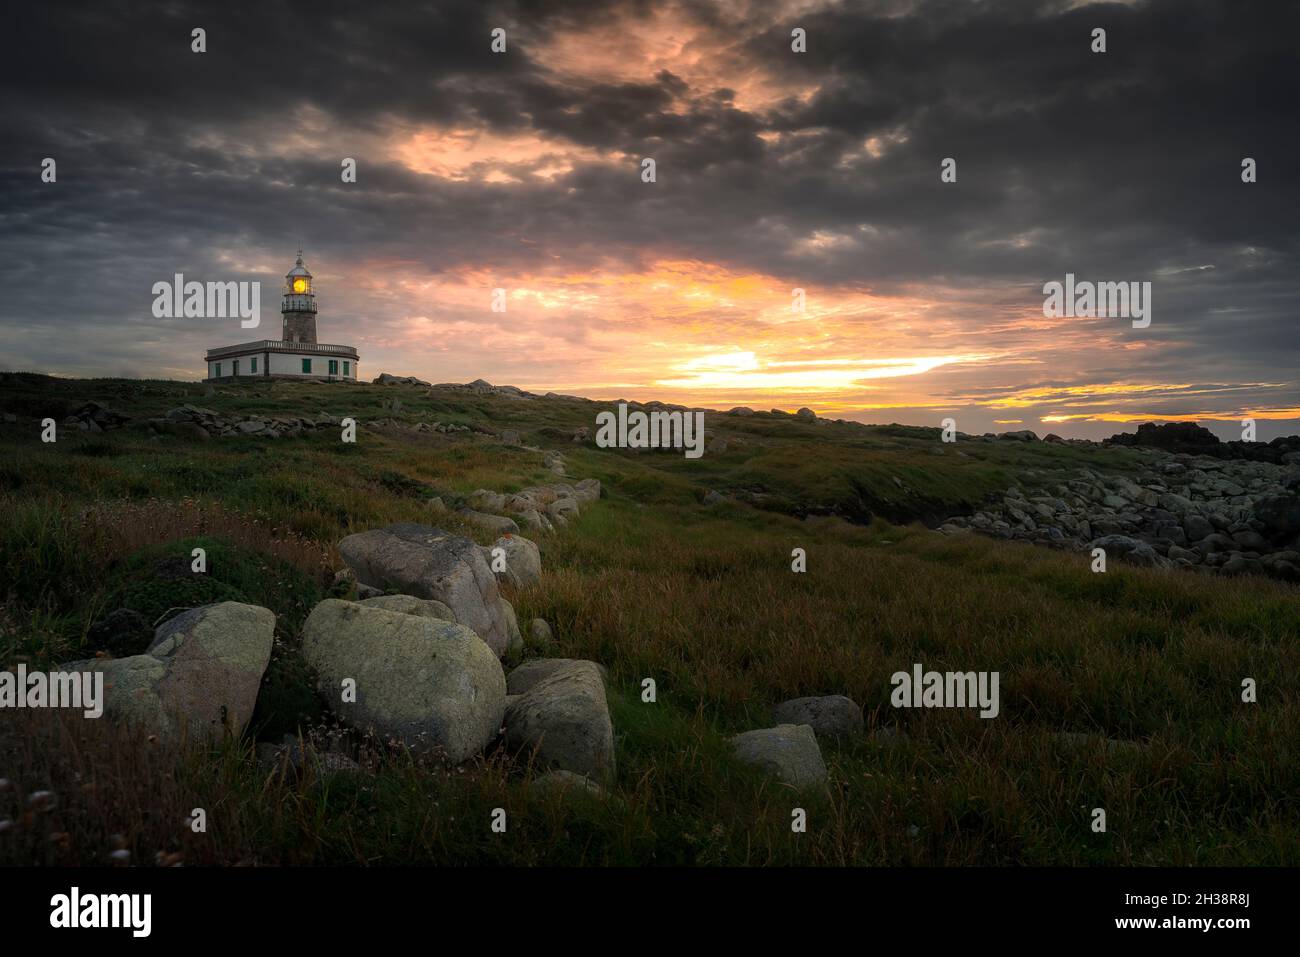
<box><xmin>1</xmin><ymin>372</ymin><xmax>1297</xmax><ymax>865</ymax></box>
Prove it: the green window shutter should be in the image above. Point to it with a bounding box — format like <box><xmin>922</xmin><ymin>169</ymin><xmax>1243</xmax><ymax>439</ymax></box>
<box><xmin>233</xmin><ymin>359</ymin><xmax>240</xmax><ymax>375</ymax></box>
<box><xmin>343</xmin><ymin>361</ymin><xmax>350</xmax><ymax>376</ymax></box>
<box><xmin>216</xmin><ymin>362</ymin><xmax>222</xmax><ymax>377</ymax></box>
<box><xmin>251</xmin><ymin>357</ymin><xmax>258</xmax><ymax>373</ymax></box>
<box><xmin>329</xmin><ymin>359</ymin><xmax>338</xmax><ymax>375</ymax></box>
<box><xmin>302</xmin><ymin>358</ymin><xmax>311</xmax><ymax>374</ymax></box>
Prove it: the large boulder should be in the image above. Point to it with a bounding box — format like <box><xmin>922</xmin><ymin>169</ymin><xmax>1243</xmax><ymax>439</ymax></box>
<box><xmin>770</xmin><ymin>695</ymin><xmax>863</xmax><ymax>740</ymax></box>
<box><xmin>507</xmin><ymin>658</ymin><xmax>609</xmax><ymax>695</ymax></box>
<box><xmin>70</xmin><ymin>602</ymin><xmax>274</xmax><ymax>743</ymax></box>
<box><xmin>302</xmin><ymin>599</ymin><xmax>506</xmax><ymax>761</ymax></box>
<box><xmin>338</xmin><ymin>524</ymin><xmax>511</xmax><ymax>655</ymax></box>
<box><xmin>357</xmin><ymin>594</ymin><xmax>455</xmax><ymax>620</ymax></box>
<box><xmin>482</xmin><ymin>534</ymin><xmax>542</xmax><ymax>589</ymax></box>
<box><xmin>730</xmin><ymin>724</ymin><xmax>827</xmax><ymax>787</ymax></box>
<box><xmin>504</xmin><ymin>660</ymin><xmax>614</xmax><ymax>777</ymax></box>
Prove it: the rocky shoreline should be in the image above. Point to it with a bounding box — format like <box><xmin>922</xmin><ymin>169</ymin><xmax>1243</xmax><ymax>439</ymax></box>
<box><xmin>938</xmin><ymin>424</ymin><xmax>1300</xmax><ymax>581</ymax></box>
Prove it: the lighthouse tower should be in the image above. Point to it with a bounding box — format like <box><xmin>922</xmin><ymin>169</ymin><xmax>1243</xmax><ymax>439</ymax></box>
<box><xmin>282</xmin><ymin>251</ymin><xmax>318</xmax><ymax>344</ymax></box>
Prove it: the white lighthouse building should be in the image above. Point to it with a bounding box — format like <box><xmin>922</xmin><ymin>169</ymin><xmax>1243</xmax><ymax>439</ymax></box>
<box><xmin>204</xmin><ymin>252</ymin><xmax>359</xmax><ymax>382</ymax></box>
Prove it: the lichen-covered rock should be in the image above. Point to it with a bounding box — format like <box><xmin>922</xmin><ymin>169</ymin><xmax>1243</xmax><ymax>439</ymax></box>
<box><xmin>302</xmin><ymin>599</ymin><xmax>506</xmax><ymax>762</ymax></box>
<box><xmin>504</xmin><ymin>660</ymin><xmax>614</xmax><ymax>777</ymax></box>
<box><xmin>70</xmin><ymin>602</ymin><xmax>275</xmax><ymax>743</ymax></box>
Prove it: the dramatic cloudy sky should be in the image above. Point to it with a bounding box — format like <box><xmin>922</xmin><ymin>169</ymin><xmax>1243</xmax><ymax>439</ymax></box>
<box><xmin>2</xmin><ymin>0</ymin><xmax>1296</xmax><ymax>438</ymax></box>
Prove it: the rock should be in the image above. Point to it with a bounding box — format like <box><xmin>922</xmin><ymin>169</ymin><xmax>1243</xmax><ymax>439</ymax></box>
<box><xmin>71</xmin><ymin>602</ymin><xmax>275</xmax><ymax>743</ymax></box>
<box><xmin>531</xmin><ymin>769</ymin><xmax>606</xmax><ymax>801</ymax></box>
<box><xmin>707</xmin><ymin>437</ymin><xmax>728</xmax><ymax>454</ymax></box>
<box><xmin>1167</xmin><ymin>544</ymin><xmax>1201</xmax><ymax>563</ymax></box>
<box><xmin>458</xmin><ymin>509</ymin><xmax>520</xmax><ymax>536</ymax></box>
<box><xmin>301</xmin><ymin>599</ymin><xmax>506</xmax><ymax>761</ymax></box>
<box><xmin>1105</xmin><ymin>421</ymin><xmax>1221</xmax><ymax>454</ymax></box>
<box><xmin>482</xmin><ymin>534</ymin><xmax>542</xmax><ymax>589</ymax></box>
<box><xmin>796</xmin><ymin>407</ymin><xmax>816</xmax><ymax>422</ymax></box>
<box><xmin>504</xmin><ymin>660</ymin><xmax>615</xmax><ymax>777</ymax></box>
<box><xmin>1231</xmin><ymin>529</ymin><xmax>1269</xmax><ymax>551</ymax></box>
<box><xmin>547</xmin><ymin>498</ymin><xmax>580</xmax><ymax>524</ymax></box>
<box><xmin>770</xmin><ymin>695</ymin><xmax>863</xmax><ymax>740</ymax></box>
<box><xmin>1183</xmin><ymin>514</ymin><xmax>1214</xmax><ymax>541</ymax></box>
<box><xmin>703</xmin><ymin>490</ymin><xmax>723</xmax><ymax>505</ymax></box>
<box><xmin>501</xmin><ymin>598</ymin><xmax>523</xmax><ymax>656</ymax></box>
<box><xmin>466</xmin><ymin>490</ymin><xmax>507</xmax><ymax>513</ymax></box>
<box><xmin>998</xmin><ymin>430</ymin><xmax>1039</xmax><ymax>442</ymax></box>
<box><xmin>338</xmin><ymin>523</ymin><xmax>512</xmax><ymax>655</ymax></box>
<box><xmin>507</xmin><ymin>658</ymin><xmax>609</xmax><ymax>695</ymax></box>
<box><xmin>528</xmin><ymin>618</ymin><xmax>553</xmax><ymax>645</ymax></box>
<box><xmin>730</xmin><ymin>725</ymin><xmax>827</xmax><ymax>787</ymax></box>
<box><xmin>373</xmin><ymin>373</ymin><xmax>432</xmax><ymax>386</ymax></box>
<box><xmin>728</xmin><ymin>407</ymin><xmax>754</xmax><ymax>416</ymax></box>
<box><xmin>149</xmin><ymin>418</ymin><xmax>211</xmax><ymax>441</ymax></box>
<box><xmin>1089</xmin><ymin>534</ymin><xmax>1165</xmax><ymax>567</ymax></box>
<box><xmin>357</xmin><ymin>594</ymin><xmax>456</xmax><ymax>620</ymax></box>
<box><xmin>573</xmin><ymin>478</ymin><xmax>602</xmax><ymax>504</ymax></box>
<box><xmin>515</xmin><ymin>509</ymin><xmax>551</xmax><ymax>533</ymax></box>
<box><xmin>1220</xmin><ymin>555</ymin><xmax>1259</xmax><ymax>576</ymax></box>
<box><xmin>499</xmin><ymin>429</ymin><xmax>521</xmax><ymax>446</ymax></box>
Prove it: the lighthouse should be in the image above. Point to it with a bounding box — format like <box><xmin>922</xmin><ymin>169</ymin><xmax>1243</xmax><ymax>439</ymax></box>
<box><xmin>281</xmin><ymin>251</ymin><xmax>318</xmax><ymax>343</ymax></box>
<box><xmin>204</xmin><ymin>252</ymin><xmax>359</xmax><ymax>382</ymax></box>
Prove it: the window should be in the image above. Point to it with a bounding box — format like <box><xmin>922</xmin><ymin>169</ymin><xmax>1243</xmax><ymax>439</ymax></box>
<box><xmin>301</xmin><ymin>358</ymin><xmax>312</xmax><ymax>374</ymax></box>
<box><xmin>251</xmin><ymin>357</ymin><xmax>258</xmax><ymax>374</ymax></box>
<box><xmin>233</xmin><ymin>359</ymin><xmax>240</xmax><ymax>376</ymax></box>
<box><xmin>343</xmin><ymin>361</ymin><xmax>350</xmax><ymax>377</ymax></box>
<box><xmin>215</xmin><ymin>362</ymin><xmax>222</xmax><ymax>378</ymax></box>
<box><xmin>328</xmin><ymin>359</ymin><xmax>338</xmax><ymax>376</ymax></box>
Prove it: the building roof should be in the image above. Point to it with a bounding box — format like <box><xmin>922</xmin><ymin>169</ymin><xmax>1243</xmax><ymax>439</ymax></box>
<box><xmin>205</xmin><ymin>339</ymin><xmax>358</xmax><ymax>360</ymax></box>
